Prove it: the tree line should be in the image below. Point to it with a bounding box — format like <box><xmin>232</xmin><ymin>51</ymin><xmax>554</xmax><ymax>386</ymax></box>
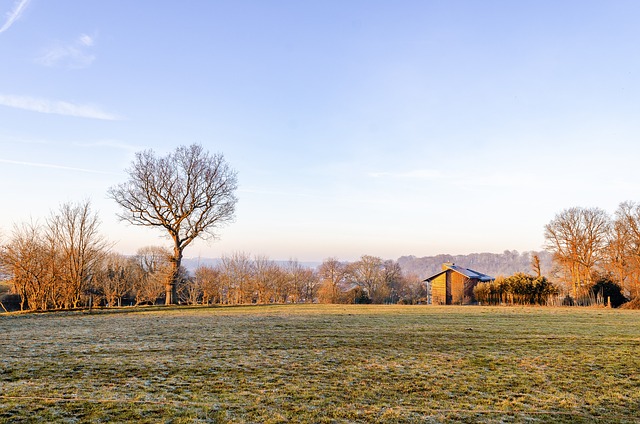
<box><xmin>544</xmin><ymin>203</ymin><xmax>640</xmax><ymax>306</ymax></box>
<box><xmin>0</xmin><ymin>211</ymin><xmax>424</xmax><ymax>311</ymax></box>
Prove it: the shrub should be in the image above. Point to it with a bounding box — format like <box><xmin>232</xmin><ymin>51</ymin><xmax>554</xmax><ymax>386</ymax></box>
<box><xmin>620</xmin><ymin>297</ymin><xmax>640</xmax><ymax>309</ymax></box>
<box><xmin>474</xmin><ymin>273</ymin><xmax>559</xmax><ymax>306</ymax></box>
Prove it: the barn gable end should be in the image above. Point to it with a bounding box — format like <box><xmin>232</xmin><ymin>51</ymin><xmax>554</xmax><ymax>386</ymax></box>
<box><xmin>423</xmin><ymin>262</ymin><xmax>494</xmax><ymax>305</ymax></box>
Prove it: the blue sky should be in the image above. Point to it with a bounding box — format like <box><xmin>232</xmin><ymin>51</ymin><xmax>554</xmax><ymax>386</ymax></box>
<box><xmin>2</xmin><ymin>0</ymin><xmax>640</xmax><ymax>262</ymax></box>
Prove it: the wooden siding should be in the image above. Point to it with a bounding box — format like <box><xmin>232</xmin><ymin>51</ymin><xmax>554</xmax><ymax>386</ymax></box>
<box><xmin>431</xmin><ymin>271</ymin><xmax>479</xmax><ymax>305</ymax></box>
<box><xmin>431</xmin><ymin>274</ymin><xmax>448</xmax><ymax>305</ymax></box>
<box><xmin>450</xmin><ymin>272</ymin><xmax>467</xmax><ymax>305</ymax></box>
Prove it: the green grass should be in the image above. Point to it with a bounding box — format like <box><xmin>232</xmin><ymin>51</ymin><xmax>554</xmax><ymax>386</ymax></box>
<box><xmin>1</xmin><ymin>305</ymin><xmax>639</xmax><ymax>423</ymax></box>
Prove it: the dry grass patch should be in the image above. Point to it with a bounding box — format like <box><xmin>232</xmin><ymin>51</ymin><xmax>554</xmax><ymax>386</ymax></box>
<box><xmin>1</xmin><ymin>304</ymin><xmax>639</xmax><ymax>422</ymax></box>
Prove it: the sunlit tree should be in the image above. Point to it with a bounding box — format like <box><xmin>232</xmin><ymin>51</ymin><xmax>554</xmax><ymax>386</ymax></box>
<box><xmin>608</xmin><ymin>202</ymin><xmax>640</xmax><ymax>299</ymax></box>
<box><xmin>46</xmin><ymin>200</ymin><xmax>108</xmax><ymax>308</ymax></box>
<box><xmin>544</xmin><ymin>207</ymin><xmax>610</xmax><ymax>299</ymax></box>
<box><xmin>109</xmin><ymin>144</ymin><xmax>238</xmax><ymax>304</ymax></box>
<box><xmin>317</xmin><ymin>258</ymin><xmax>349</xmax><ymax>303</ymax></box>
<box><xmin>0</xmin><ymin>221</ymin><xmax>56</xmax><ymax>311</ymax></box>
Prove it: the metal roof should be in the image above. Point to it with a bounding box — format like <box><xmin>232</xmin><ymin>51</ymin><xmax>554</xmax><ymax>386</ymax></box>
<box><xmin>422</xmin><ymin>263</ymin><xmax>494</xmax><ymax>282</ymax></box>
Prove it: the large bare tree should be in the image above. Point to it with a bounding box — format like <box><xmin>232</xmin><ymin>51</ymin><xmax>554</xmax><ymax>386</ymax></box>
<box><xmin>109</xmin><ymin>144</ymin><xmax>238</xmax><ymax>304</ymax></box>
<box><xmin>544</xmin><ymin>206</ymin><xmax>610</xmax><ymax>298</ymax></box>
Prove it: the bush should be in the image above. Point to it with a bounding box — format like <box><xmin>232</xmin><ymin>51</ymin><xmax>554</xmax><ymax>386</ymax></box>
<box><xmin>620</xmin><ymin>297</ymin><xmax>640</xmax><ymax>310</ymax></box>
<box><xmin>474</xmin><ymin>273</ymin><xmax>559</xmax><ymax>305</ymax></box>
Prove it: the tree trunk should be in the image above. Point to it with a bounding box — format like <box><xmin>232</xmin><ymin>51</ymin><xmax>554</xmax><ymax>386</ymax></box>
<box><xmin>165</xmin><ymin>270</ymin><xmax>178</xmax><ymax>305</ymax></box>
<box><xmin>166</xmin><ymin>248</ymin><xmax>182</xmax><ymax>305</ymax></box>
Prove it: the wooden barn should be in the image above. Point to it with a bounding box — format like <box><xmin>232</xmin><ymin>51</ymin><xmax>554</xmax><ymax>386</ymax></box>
<box><xmin>423</xmin><ymin>262</ymin><xmax>494</xmax><ymax>305</ymax></box>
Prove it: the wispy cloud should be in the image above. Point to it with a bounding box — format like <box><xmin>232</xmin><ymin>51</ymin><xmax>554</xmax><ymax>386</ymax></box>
<box><xmin>78</xmin><ymin>34</ymin><xmax>94</xmax><ymax>46</ymax></box>
<box><xmin>0</xmin><ymin>158</ymin><xmax>121</xmax><ymax>175</ymax></box>
<box><xmin>368</xmin><ymin>169</ymin><xmax>443</xmax><ymax>180</ymax></box>
<box><xmin>0</xmin><ymin>94</ymin><xmax>121</xmax><ymax>120</ymax></box>
<box><xmin>0</xmin><ymin>0</ymin><xmax>30</xmax><ymax>34</ymax></box>
<box><xmin>36</xmin><ymin>33</ymin><xmax>97</xmax><ymax>68</ymax></box>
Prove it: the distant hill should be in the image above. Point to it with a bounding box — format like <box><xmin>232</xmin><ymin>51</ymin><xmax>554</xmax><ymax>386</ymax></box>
<box><xmin>181</xmin><ymin>251</ymin><xmax>554</xmax><ymax>280</ymax></box>
<box><xmin>397</xmin><ymin>250</ymin><xmax>554</xmax><ymax>279</ymax></box>
<box><xmin>181</xmin><ymin>257</ymin><xmax>222</xmax><ymax>272</ymax></box>
<box><xmin>181</xmin><ymin>257</ymin><xmax>321</xmax><ymax>273</ymax></box>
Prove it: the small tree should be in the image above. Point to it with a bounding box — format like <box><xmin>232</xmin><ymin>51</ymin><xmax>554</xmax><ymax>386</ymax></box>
<box><xmin>94</xmin><ymin>253</ymin><xmax>137</xmax><ymax>307</ymax></box>
<box><xmin>0</xmin><ymin>222</ymin><xmax>56</xmax><ymax>311</ymax></box>
<box><xmin>108</xmin><ymin>144</ymin><xmax>238</xmax><ymax>304</ymax></box>
<box><xmin>218</xmin><ymin>252</ymin><xmax>254</xmax><ymax>304</ymax></box>
<box><xmin>193</xmin><ymin>265</ymin><xmax>222</xmax><ymax>304</ymax></box>
<box><xmin>132</xmin><ymin>246</ymin><xmax>172</xmax><ymax>305</ymax></box>
<box><xmin>531</xmin><ymin>254</ymin><xmax>542</xmax><ymax>277</ymax></box>
<box><xmin>47</xmin><ymin>201</ymin><xmax>108</xmax><ymax>308</ymax></box>
<box><xmin>288</xmin><ymin>262</ymin><xmax>318</xmax><ymax>303</ymax></box>
<box><xmin>318</xmin><ymin>258</ymin><xmax>348</xmax><ymax>303</ymax></box>
<box><xmin>348</xmin><ymin>255</ymin><xmax>389</xmax><ymax>303</ymax></box>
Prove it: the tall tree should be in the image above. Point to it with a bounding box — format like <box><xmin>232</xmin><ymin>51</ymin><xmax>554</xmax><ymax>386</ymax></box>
<box><xmin>609</xmin><ymin>201</ymin><xmax>640</xmax><ymax>299</ymax></box>
<box><xmin>108</xmin><ymin>144</ymin><xmax>238</xmax><ymax>304</ymax></box>
<box><xmin>544</xmin><ymin>207</ymin><xmax>610</xmax><ymax>298</ymax></box>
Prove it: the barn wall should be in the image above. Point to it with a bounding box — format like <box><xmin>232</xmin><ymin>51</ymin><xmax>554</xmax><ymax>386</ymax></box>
<box><xmin>431</xmin><ymin>274</ymin><xmax>448</xmax><ymax>305</ymax></box>
<box><xmin>450</xmin><ymin>273</ymin><xmax>467</xmax><ymax>305</ymax></box>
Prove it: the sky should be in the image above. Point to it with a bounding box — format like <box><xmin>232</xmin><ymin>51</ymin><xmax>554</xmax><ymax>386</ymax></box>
<box><xmin>2</xmin><ymin>0</ymin><xmax>640</xmax><ymax>262</ymax></box>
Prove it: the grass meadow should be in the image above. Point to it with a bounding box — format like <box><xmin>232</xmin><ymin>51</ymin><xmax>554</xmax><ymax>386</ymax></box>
<box><xmin>1</xmin><ymin>304</ymin><xmax>639</xmax><ymax>423</ymax></box>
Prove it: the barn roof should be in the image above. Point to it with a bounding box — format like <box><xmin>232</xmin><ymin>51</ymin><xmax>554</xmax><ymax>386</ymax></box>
<box><xmin>422</xmin><ymin>263</ymin><xmax>494</xmax><ymax>283</ymax></box>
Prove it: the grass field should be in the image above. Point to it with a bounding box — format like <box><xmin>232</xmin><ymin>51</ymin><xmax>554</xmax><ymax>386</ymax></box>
<box><xmin>1</xmin><ymin>305</ymin><xmax>639</xmax><ymax>423</ymax></box>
